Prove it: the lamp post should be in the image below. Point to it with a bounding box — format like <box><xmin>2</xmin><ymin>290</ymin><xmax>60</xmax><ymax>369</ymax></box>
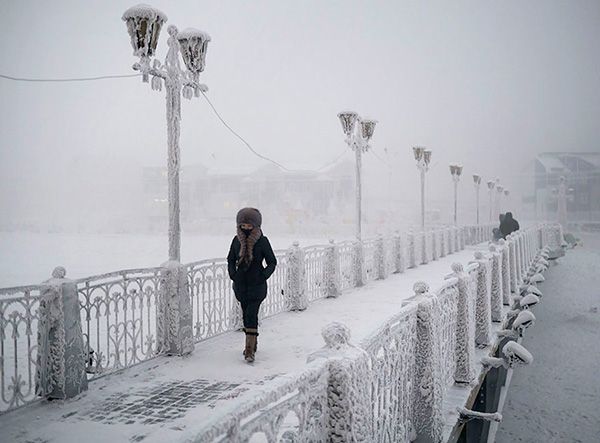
<box><xmin>337</xmin><ymin>112</ymin><xmax>377</xmax><ymax>241</ymax></box>
<box><xmin>557</xmin><ymin>176</ymin><xmax>567</xmax><ymax>227</ymax></box>
<box><xmin>413</xmin><ymin>147</ymin><xmax>432</xmax><ymax>229</ymax></box>
<box><xmin>496</xmin><ymin>185</ymin><xmax>504</xmax><ymax>220</ymax></box>
<box><xmin>487</xmin><ymin>180</ymin><xmax>495</xmax><ymax>222</ymax></box>
<box><xmin>473</xmin><ymin>174</ymin><xmax>482</xmax><ymax>225</ymax></box>
<box><xmin>122</xmin><ymin>5</ymin><xmax>210</xmax><ymax>262</ymax></box>
<box><xmin>449</xmin><ymin>164</ymin><xmax>463</xmax><ymax>225</ymax></box>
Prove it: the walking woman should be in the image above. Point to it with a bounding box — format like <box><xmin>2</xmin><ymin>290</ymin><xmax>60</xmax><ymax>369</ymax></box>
<box><xmin>227</xmin><ymin>208</ymin><xmax>277</xmax><ymax>363</ymax></box>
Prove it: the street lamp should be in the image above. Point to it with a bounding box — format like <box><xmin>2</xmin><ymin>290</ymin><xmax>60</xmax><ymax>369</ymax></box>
<box><xmin>122</xmin><ymin>4</ymin><xmax>210</xmax><ymax>262</ymax></box>
<box><xmin>473</xmin><ymin>174</ymin><xmax>482</xmax><ymax>225</ymax></box>
<box><xmin>449</xmin><ymin>164</ymin><xmax>463</xmax><ymax>225</ymax></box>
<box><xmin>337</xmin><ymin>112</ymin><xmax>377</xmax><ymax>240</ymax></box>
<box><xmin>413</xmin><ymin>147</ymin><xmax>432</xmax><ymax>229</ymax></box>
<box><xmin>487</xmin><ymin>180</ymin><xmax>495</xmax><ymax>222</ymax></box>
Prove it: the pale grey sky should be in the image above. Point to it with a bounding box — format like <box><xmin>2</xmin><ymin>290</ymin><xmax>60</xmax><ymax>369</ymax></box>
<box><xmin>1</xmin><ymin>0</ymin><xmax>599</xmax><ymax>226</ymax></box>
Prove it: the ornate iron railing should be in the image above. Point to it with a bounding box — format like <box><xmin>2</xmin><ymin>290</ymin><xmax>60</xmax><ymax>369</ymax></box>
<box><xmin>362</xmin><ymin>303</ymin><xmax>419</xmax><ymax>442</ymax></box>
<box><xmin>0</xmin><ymin>286</ymin><xmax>43</xmax><ymax>413</ymax></box>
<box><xmin>76</xmin><ymin>268</ymin><xmax>162</xmax><ymax>380</ymax></box>
<box><xmin>337</xmin><ymin>241</ymin><xmax>355</xmax><ymax>291</ymax></box>
<box><xmin>192</xmin><ymin>359</ymin><xmax>329</xmax><ymax>442</ymax></box>
<box><xmin>304</xmin><ymin>246</ymin><xmax>328</xmax><ymax>302</ymax></box>
<box><xmin>1</xmin><ymin>224</ymin><xmax>553</xmax><ymax>415</ymax></box>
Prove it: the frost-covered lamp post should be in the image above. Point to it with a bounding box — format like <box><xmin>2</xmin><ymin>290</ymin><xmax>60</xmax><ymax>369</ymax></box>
<box><xmin>122</xmin><ymin>4</ymin><xmax>210</xmax><ymax>262</ymax></box>
<box><xmin>496</xmin><ymin>185</ymin><xmax>504</xmax><ymax>220</ymax></box>
<box><xmin>449</xmin><ymin>164</ymin><xmax>463</xmax><ymax>225</ymax></box>
<box><xmin>557</xmin><ymin>176</ymin><xmax>567</xmax><ymax>228</ymax></box>
<box><xmin>473</xmin><ymin>174</ymin><xmax>482</xmax><ymax>225</ymax></box>
<box><xmin>337</xmin><ymin>112</ymin><xmax>377</xmax><ymax>240</ymax></box>
<box><xmin>487</xmin><ymin>180</ymin><xmax>495</xmax><ymax>222</ymax></box>
<box><xmin>414</xmin><ymin>147</ymin><xmax>432</xmax><ymax>229</ymax></box>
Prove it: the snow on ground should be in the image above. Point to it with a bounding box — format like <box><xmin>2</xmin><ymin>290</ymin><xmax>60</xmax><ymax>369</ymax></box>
<box><xmin>0</xmin><ymin>231</ymin><xmax>331</xmax><ymax>287</ymax></box>
<box><xmin>496</xmin><ymin>232</ymin><xmax>600</xmax><ymax>443</ymax></box>
<box><xmin>0</xmin><ymin>243</ymin><xmax>486</xmax><ymax>443</ymax></box>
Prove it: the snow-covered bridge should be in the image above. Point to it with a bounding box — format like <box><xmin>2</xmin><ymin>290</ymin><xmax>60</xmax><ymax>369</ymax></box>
<box><xmin>0</xmin><ymin>224</ymin><xmax>564</xmax><ymax>442</ymax></box>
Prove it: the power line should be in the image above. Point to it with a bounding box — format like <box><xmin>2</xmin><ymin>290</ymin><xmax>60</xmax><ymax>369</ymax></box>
<box><xmin>0</xmin><ymin>70</ymin><xmax>350</xmax><ymax>173</ymax></box>
<box><xmin>199</xmin><ymin>90</ymin><xmax>348</xmax><ymax>173</ymax></box>
<box><xmin>0</xmin><ymin>73</ymin><xmax>142</xmax><ymax>82</ymax></box>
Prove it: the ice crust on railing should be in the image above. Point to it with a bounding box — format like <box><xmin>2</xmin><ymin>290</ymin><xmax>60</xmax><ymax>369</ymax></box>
<box><xmin>498</xmin><ymin>239</ymin><xmax>511</xmax><ymax>304</ymax></box>
<box><xmin>488</xmin><ymin>245</ymin><xmax>503</xmax><ymax>322</ymax></box>
<box><xmin>448</xmin><ymin>263</ymin><xmax>476</xmax><ymax>384</ymax></box>
<box><xmin>471</xmin><ymin>252</ymin><xmax>492</xmax><ymax>347</ymax></box>
<box><xmin>412</xmin><ymin>282</ymin><xmax>444</xmax><ymax>442</ymax></box>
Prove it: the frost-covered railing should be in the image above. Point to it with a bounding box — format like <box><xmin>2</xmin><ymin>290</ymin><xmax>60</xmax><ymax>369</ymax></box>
<box><xmin>190</xmin><ymin>359</ymin><xmax>329</xmax><ymax>442</ymax></box>
<box><xmin>0</xmin><ymin>286</ymin><xmax>43</xmax><ymax>413</ymax></box>
<box><xmin>0</xmin><ymin>222</ymin><xmax>505</xmax><ymax>415</ymax></box>
<box><xmin>190</xmin><ymin>223</ymin><xmax>560</xmax><ymax>442</ymax></box>
<box><xmin>76</xmin><ymin>268</ymin><xmax>162</xmax><ymax>380</ymax></box>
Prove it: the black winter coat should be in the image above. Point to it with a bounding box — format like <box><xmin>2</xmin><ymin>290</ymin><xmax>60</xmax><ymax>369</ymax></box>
<box><xmin>500</xmin><ymin>214</ymin><xmax>520</xmax><ymax>238</ymax></box>
<box><xmin>227</xmin><ymin>235</ymin><xmax>277</xmax><ymax>301</ymax></box>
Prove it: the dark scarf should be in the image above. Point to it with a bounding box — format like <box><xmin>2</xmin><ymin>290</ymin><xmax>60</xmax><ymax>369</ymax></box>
<box><xmin>236</xmin><ymin>226</ymin><xmax>262</xmax><ymax>269</ymax></box>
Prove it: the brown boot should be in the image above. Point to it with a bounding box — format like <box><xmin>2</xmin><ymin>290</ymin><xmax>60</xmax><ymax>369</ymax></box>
<box><xmin>244</xmin><ymin>328</ymin><xmax>258</xmax><ymax>363</ymax></box>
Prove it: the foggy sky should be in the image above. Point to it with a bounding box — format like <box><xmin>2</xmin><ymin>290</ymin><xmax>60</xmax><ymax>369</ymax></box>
<box><xmin>1</xmin><ymin>0</ymin><xmax>599</xmax><ymax>227</ymax></box>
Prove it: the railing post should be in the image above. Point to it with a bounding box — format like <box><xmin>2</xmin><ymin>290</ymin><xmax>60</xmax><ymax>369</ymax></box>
<box><xmin>488</xmin><ymin>245</ymin><xmax>503</xmax><ymax>322</ymax></box>
<box><xmin>286</xmin><ymin>241</ymin><xmax>308</xmax><ymax>310</ymax></box>
<box><xmin>353</xmin><ymin>240</ymin><xmax>365</xmax><ymax>287</ymax></box>
<box><xmin>431</xmin><ymin>230</ymin><xmax>439</xmax><ymax>261</ymax></box>
<box><xmin>448</xmin><ymin>263</ymin><xmax>476</xmax><ymax>383</ymax></box>
<box><xmin>411</xmin><ymin>282</ymin><xmax>444</xmax><ymax>442</ymax></box>
<box><xmin>307</xmin><ymin>322</ymin><xmax>372</xmax><ymax>442</ymax></box>
<box><xmin>407</xmin><ymin>230</ymin><xmax>416</xmax><ymax>269</ymax></box>
<box><xmin>471</xmin><ymin>252</ymin><xmax>491</xmax><ymax>347</ymax></box>
<box><xmin>393</xmin><ymin>231</ymin><xmax>405</xmax><ymax>274</ymax></box>
<box><xmin>325</xmin><ymin>240</ymin><xmax>342</xmax><ymax>298</ymax></box>
<box><xmin>449</xmin><ymin>227</ymin><xmax>456</xmax><ymax>254</ymax></box>
<box><xmin>507</xmin><ymin>234</ymin><xmax>518</xmax><ymax>294</ymax></box>
<box><xmin>421</xmin><ymin>231</ymin><xmax>429</xmax><ymax>265</ymax></box>
<box><xmin>498</xmin><ymin>239</ymin><xmax>511</xmax><ymax>305</ymax></box>
<box><xmin>375</xmin><ymin>234</ymin><xmax>386</xmax><ymax>280</ymax></box>
<box><xmin>36</xmin><ymin>267</ymin><xmax>88</xmax><ymax>401</ymax></box>
<box><xmin>440</xmin><ymin>228</ymin><xmax>447</xmax><ymax>257</ymax></box>
<box><xmin>157</xmin><ymin>261</ymin><xmax>195</xmax><ymax>356</ymax></box>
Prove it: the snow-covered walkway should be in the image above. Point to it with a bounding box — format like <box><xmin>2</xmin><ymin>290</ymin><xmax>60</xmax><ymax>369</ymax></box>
<box><xmin>496</xmin><ymin>233</ymin><xmax>600</xmax><ymax>442</ymax></box>
<box><xmin>1</xmin><ymin>243</ymin><xmax>487</xmax><ymax>443</ymax></box>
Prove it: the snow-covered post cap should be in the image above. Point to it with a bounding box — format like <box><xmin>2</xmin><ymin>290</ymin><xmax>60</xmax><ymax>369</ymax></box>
<box><xmin>52</xmin><ymin>266</ymin><xmax>67</xmax><ymax>279</ymax></box>
<box><xmin>502</xmin><ymin>341</ymin><xmax>533</xmax><ymax>367</ymax></box>
<box><xmin>451</xmin><ymin>262</ymin><xmax>464</xmax><ymax>274</ymax></box>
<box><xmin>321</xmin><ymin>322</ymin><xmax>351</xmax><ymax>350</ymax></box>
<box><xmin>413</xmin><ymin>281</ymin><xmax>430</xmax><ymax>296</ymax></box>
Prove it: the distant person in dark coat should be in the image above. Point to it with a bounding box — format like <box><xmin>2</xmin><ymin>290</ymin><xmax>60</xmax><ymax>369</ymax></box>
<box><xmin>500</xmin><ymin>212</ymin><xmax>520</xmax><ymax>238</ymax></box>
<box><xmin>227</xmin><ymin>207</ymin><xmax>277</xmax><ymax>363</ymax></box>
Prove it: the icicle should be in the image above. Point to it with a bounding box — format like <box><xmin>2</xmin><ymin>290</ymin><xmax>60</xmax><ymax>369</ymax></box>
<box><xmin>183</xmin><ymin>85</ymin><xmax>193</xmax><ymax>99</ymax></box>
<box><xmin>151</xmin><ymin>75</ymin><xmax>163</xmax><ymax>91</ymax></box>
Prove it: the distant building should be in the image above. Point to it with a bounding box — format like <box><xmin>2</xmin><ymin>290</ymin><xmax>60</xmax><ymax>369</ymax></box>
<box><xmin>142</xmin><ymin>161</ymin><xmax>355</xmax><ymax>230</ymax></box>
<box><xmin>533</xmin><ymin>152</ymin><xmax>600</xmax><ymax>223</ymax></box>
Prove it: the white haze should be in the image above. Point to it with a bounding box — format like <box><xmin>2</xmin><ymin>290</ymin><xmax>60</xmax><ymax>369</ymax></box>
<box><xmin>0</xmin><ymin>0</ymin><xmax>599</xmax><ymax>280</ymax></box>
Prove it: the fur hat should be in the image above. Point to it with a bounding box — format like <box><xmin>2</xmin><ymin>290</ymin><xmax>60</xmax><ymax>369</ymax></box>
<box><xmin>236</xmin><ymin>207</ymin><xmax>262</xmax><ymax>227</ymax></box>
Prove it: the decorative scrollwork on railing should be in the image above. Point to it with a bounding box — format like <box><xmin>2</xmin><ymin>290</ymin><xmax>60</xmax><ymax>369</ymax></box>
<box><xmin>303</xmin><ymin>246</ymin><xmax>328</xmax><ymax>302</ymax></box>
<box><xmin>0</xmin><ymin>286</ymin><xmax>43</xmax><ymax>413</ymax></box>
<box><xmin>192</xmin><ymin>360</ymin><xmax>329</xmax><ymax>442</ymax></box>
<box><xmin>337</xmin><ymin>241</ymin><xmax>355</xmax><ymax>291</ymax></box>
<box><xmin>362</xmin><ymin>304</ymin><xmax>419</xmax><ymax>442</ymax></box>
<box><xmin>76</xmin><ymin>268</ymin><xmax>162</xmax><ymax>380</ymax></box>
